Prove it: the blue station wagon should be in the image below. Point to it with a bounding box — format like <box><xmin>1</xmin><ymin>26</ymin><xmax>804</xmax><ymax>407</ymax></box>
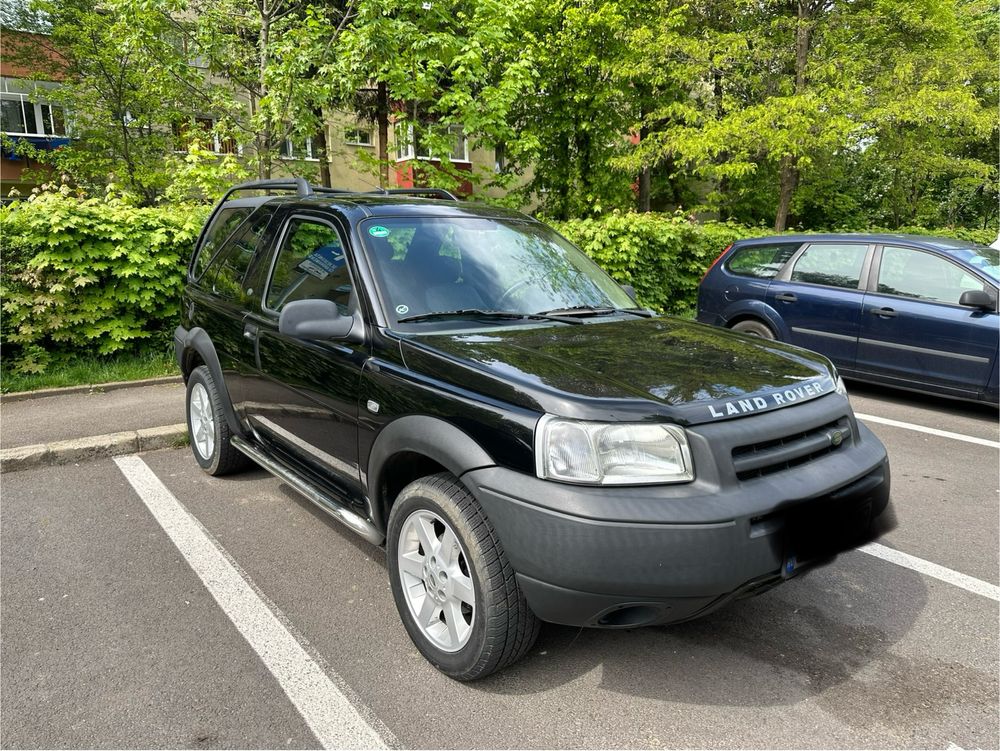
<box><xmin>697</xmin><ymin>234</ymin><xmax>1000</xmax><ymax>405</ymax></box>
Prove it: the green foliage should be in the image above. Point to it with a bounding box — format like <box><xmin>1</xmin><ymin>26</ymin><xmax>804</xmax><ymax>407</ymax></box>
<box><xmin>551</xmin><ymin>213</ymin><xmax>768</xmax><ymax>315</ymax></box>
<box><xmin>0</xmin><ymin>193</ymin><xmax>210</xmax><ymax>373</ymax></box>
<box><xmin>163</xmin><ymin>140</ymin><xmax>252</xmax><ymax>205</ymax></box>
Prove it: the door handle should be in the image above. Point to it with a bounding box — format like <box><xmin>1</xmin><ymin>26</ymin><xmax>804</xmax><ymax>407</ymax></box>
<box><xmin>775</xmin><ymin>293</ymin><xmax>797</xmax><ymax>303</ymax></box>
<box><xmin>243</xmin><ymin>322</ymin><xmax>259</xmax><ymax>340</ymax></box>
<box><xmin>871</xmin><ymin>307</ymin><xmax>897</xmax><ymax>318</ymax></box>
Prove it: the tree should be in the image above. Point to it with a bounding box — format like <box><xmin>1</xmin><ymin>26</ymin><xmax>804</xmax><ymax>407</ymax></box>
<box><xmin>333</xmin><ymin>0</ymin><xmax>538</xmax><ymax>193</ymax></box>
<box><xmin>7</xmin><ymin>0</ymin><xmax>203</xmax><ymax>204</ymax></box>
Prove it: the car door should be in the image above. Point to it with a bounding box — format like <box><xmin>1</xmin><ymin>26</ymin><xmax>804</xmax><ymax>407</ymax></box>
<box><xmin>186</xmin><ymin>204</ymin><xmax>278</xmax><ymax>412</ymax></box>
<box><xmin>765</xmin><ymin>242</ymin><xmax>872</xmax><ymax>368</ymax></box>
<box><xmin>239</xmin><ymin>212</ymin><xmax>369</xmax><ymax>507</ymax></box>
<box><xmin>855</xmin><ymin>244</ymin><xmax>999</xmax><ymax>396</ymax></box>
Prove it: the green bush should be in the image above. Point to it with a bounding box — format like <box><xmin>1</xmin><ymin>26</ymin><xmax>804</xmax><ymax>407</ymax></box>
<box><xmin>551</xmin><ymin>213</ymin><xmax>773</xmax><ymax>315</ymax></box>
<box><xmin>554</xmin><ymin>212</ymin><xmax>997</xmax><ymax>315</ymax></box>
<box><xmin>1</xmin><ymin>193</ymin><xmax>210</xmax><ymax>373</ymax></box>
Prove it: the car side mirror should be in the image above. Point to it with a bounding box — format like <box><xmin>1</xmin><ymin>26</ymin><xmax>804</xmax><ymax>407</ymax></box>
<box><xmin>958</xmin><ymin>289</ymin><xmax>997</xmax><ymax>311</ymax></box>
<box><xmin>621</xmin><ymin>284</ymin><xmax>638</xmax><ymax>303</ymax></box>
<box><xmin>278</xmin><ymin>299</ymin><xmax>355</xmax><ymax>339</ymax></box>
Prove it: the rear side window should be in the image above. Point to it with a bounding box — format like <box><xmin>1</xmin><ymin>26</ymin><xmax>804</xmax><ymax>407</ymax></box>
<box><xmin>203</xmin><ymin>208</ymin><xmax>274</xmax><ymax>300</ymax></box>
<box><xmin>789</xmin><ymin>243</ymin><xmax>868</xmax><ymax>289</ymax></box>
<box><xmin>725</xmin><ymin>244</ymin><xmax>799</xmax><ymax>279</ymax></box>
<box><xmin>191</xmin><ymin>207</ymin><xmax>251</xmax><ymax>280</ymax></box>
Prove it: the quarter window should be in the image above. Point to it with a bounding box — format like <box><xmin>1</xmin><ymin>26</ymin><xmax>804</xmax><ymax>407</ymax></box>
<box><xmin>191</xmin><ymin>207</ymin><xmax>251</xmax><ymax>280</ymax></box>
<box><xmin>204</xmin><ymin>209</ymin><xmax>273</xmax><ymax>300</ymax></box>
<box><xmin>725</xmin><ymin>244</ymin><xmax>799</xmax><ymax>279</ymax></box>
<box><xmin>877</xmin><ymin>246</ymin><xmax>986</xmax><ymax>304</ymax></box>
<box><xmin>266</xmin><ymin>219</ymin><xmax>352</xmax><ymax>314</ymax></box>
<box><xmin>790</xmin><ymin>243</ymin><xmax>868</xmax><ymax>289</ymax></box>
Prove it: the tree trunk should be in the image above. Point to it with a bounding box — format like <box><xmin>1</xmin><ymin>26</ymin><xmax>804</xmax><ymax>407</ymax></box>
<box><xmin>313</xmin><ymin>110</ymin><xmax>331</xmax><ymax>187</ymax></box>
<box><xmin>376</xmin><ymin>81</ymin><xmax>390</xmax><ymax>188</ymax></box>
<box><xmin>773</xmin><ymin>0</ymin><xmax>811</xmax><ymax>231</ymax></box>
<box><xmin>637</xmin><ymin>124</ymin><xmax>651</xmax><ymax>213</ymax></box>
<box><xmin>775</xmin><ymin>155</ymin><xmax>798</xmax><ymax>231</ymax></box>
<box><xmin>257</xmin><ymin>1</ymin><xmax>271</xmax><ymax>180</ymax></box>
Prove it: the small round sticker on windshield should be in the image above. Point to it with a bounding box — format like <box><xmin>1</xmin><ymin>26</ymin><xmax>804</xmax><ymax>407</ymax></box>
<box><xmin>368</xmin><ymin>225</ymin><xmax>391</xmax><ymax>238</ymax></box>
<box><xmin>396</xmin><ymin>305</ymin><xmax>409</xmax><ymax>315</ymax></box>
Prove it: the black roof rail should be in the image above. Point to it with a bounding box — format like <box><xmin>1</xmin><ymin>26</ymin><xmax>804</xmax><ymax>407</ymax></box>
<box><xmin>373</xmin><ymin>187</ymin><xmax>459</xmax><ymax>201</ymax></box>
<box><xmin>217</xmin><ymin>177</ymin><xmax>354</xmax><ymax>204</ymax></box>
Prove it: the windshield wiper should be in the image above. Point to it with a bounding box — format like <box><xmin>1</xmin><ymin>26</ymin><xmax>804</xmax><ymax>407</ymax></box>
<box><xmin>536</xmin><ymin>306</ymin><xmax>655</xmax><ymax>319</ymax></box>
<box><xmin>397</xmin><ymin>308</ymin><xmax>583</xmax><ymax>325</ymax></box>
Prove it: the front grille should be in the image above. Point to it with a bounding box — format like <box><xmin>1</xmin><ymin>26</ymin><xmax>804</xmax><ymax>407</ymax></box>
<box><xmin>732</xmin><ymin>418</ymin><xmax>852</xmax><ymax>481</ymax></box>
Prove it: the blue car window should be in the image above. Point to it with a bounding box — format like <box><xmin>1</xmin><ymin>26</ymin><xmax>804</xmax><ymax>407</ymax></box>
<box><xmin>790</xmin><ymin>243</ymin><xmax>868</xmax><ymax>289</ymax></box>
<box><xmin>725</xmin><ymin>244</ymin><xmax>798</xmax><ymax>279</ymax></box>
<box><xmin>877</xmin><ymin>246</ymin><xmax>986</xmax><ymax>304</ymax></box>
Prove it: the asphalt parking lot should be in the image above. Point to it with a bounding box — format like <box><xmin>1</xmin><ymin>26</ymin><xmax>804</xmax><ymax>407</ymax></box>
<box><xmin>2</xmin><ymin>383</ymin><xmax>998</xmax><ymax>749</ymax></box>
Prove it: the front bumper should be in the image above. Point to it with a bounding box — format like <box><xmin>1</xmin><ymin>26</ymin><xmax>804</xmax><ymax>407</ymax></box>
<box><xmin>463</xmin><ymin>396</ymin><xmax>892</xmax><ymax>628</ymax></box>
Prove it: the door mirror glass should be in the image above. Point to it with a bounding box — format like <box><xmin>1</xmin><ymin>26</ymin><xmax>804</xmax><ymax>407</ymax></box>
<box><xmin>278</xmin><ymin>299</ymin><xmax>354</xmax><ymax>339</ymax></box>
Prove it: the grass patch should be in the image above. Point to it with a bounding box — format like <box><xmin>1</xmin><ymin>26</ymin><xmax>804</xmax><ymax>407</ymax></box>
<box><xmin>1</xmin><ymin>350</ymin><xmax>179</xmax><ymax>394</ymax></box>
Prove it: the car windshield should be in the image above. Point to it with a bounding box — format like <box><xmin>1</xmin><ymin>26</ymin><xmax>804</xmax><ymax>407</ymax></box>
<box><xmin>361</xmin><ymin>217</ymin><xmax>638</xmax><ymax>327</ymax></box>
<box><xmin>946</xmin><ymin>246</ymin><xmax>1000</xmax><ymax>283</ymax></box>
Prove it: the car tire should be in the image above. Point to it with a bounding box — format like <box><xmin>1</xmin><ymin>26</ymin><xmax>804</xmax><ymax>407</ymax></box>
<box><xmin>731</xmin><ymin>319</ymin><xmax>776</xmax><ymax>339</ymax></box>
<box><xmin>387</xmin><ymin>473</ymin><xmax>540</xmax><ymax>681</ymax></box>
<box><xmin>185</xmin><ymin>365</ymin><xmax>250</xmax><ymax>476</ymax></box>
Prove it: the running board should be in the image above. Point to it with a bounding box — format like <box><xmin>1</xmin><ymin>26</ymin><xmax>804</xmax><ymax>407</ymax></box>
<box><xmin>231</xmin><ymin>435</ymin><xmax>385</xmax><ymax>546</ymax></box>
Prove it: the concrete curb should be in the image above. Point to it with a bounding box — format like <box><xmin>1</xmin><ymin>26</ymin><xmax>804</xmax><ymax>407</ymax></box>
<box><xmin>0</xmin><ymin>375</ymin><xmax>183</xmax><ymax>403</ymax></box>
<box><xmin>1</xmin><ymin>423</ymin><xmax>189</xmax><ymax>473</ymax></box>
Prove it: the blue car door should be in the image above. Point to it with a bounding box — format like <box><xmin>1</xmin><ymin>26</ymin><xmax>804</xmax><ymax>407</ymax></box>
<box><xmin>764</xmin><ymin>242</ymin><xmax>872</xmax><ymax>368</ymax></box>
<box><xmin>856</xmin><ymin>244</ymin><xmax>999</xmax><ymax>397</ymax></box>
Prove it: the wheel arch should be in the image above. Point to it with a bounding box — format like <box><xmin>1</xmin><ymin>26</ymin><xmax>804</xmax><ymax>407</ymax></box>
<box><xmin>721</xmin><ymin>300</ymin><xmax>788</xmax><ymax>339</ymax></box>
<box><xmin>367</xmin><ymin>415</ymin><xmax>496</xmax><ymax>533</ymax></box>
<box><xmin>174</xmin><ymin>325</ymin><xmax>247</xmax><ymax>439</ymax></box>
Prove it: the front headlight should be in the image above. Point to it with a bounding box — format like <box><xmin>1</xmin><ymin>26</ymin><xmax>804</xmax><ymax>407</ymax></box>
<box><xmin>535</xmin><ymin>416</ymin><xmax>694</xmax><ymax>485</ymax></box>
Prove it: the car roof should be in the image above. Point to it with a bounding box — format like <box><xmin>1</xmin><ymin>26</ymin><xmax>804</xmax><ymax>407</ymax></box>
<box><xmin>243</xmin><ymin>193</ymin><xmax>532</xmax><ymax>223</ymax></box>
<box><xmin>731</xmin><ymin>233</ymin><xmax>981</xmax><ymax>252</ymax></box>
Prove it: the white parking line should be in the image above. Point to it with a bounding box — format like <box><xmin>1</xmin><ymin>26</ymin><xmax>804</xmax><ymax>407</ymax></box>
<box><xmin>854</xmin><ymin>412</ymin><xmax>1000</xmax><ymax>449</ymax></box>
<box><xmin>114</xmin><ymin>456</ymin><xmax>389</xmax><ymax>751</ymax></box>
<box><xmin>857</xmin><ymin>542</ymin><xmax>1000</xmax><ymax>602</ymax></box>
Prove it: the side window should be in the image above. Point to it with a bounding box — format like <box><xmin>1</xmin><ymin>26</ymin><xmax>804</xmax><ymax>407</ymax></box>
<box><xmin>725</xmin><ymin>243</ymin><xmax>799</xmax><ymax>279</ymax></box>
<box><xmin>266</xmin><ymin>218</ymin><xmax>352</xmax><ymax>314</ymax></box>
<box><xmin>789</xmin><ymin>243</ymin><xmax>868</xmax><ymax>289</ymax></box>
<box><xmin>204</xmin><ymin>208</ymin><xmax>273</xmax><ymax>300</ymax></box>
<box><xmin>877</xmin><ymin>246</ymin><xmax>986</xmax><ymax>304</ymax></box>
<box><xmin>191</xmin><ymin>207</ymin><xmax>251</xmax><ymax>280</ymax></box>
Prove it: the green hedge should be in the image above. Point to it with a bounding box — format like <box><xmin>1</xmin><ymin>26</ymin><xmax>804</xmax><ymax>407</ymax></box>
<box><xmin>554</xmin><ymin>213</ymin><xmax>996</xmax><ymax>315</ymax></box>
<box><xmin>1</xmin><ymin>195</ymin><xmax>993</xmax><ymax>373</ymax></box>
<box><xmin>1</xmin><ymin>194</ymin><xmax>209</xmax><ymax>373</ymax></box>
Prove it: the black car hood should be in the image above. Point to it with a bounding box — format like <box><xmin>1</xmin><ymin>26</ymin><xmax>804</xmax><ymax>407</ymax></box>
<box><xmin>399</xmin><ymin>317</ymin><xmax>838</xmax><ymax>426</ymax></box>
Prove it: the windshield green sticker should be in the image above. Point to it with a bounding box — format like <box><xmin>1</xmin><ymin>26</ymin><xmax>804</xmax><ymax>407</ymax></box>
<box><xmin>368</xmin><ymin>225</ymin><xmax>390</xmax><ymax>238</ymax></box>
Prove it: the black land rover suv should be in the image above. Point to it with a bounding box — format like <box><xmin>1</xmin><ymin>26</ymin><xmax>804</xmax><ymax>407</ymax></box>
<box><xmin>176</xmin><ymin>178</ymin><xmax>892</xmax><ymax>680</ymax></box>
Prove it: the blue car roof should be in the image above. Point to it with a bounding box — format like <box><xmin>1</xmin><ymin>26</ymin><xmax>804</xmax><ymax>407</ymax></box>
<box><xmin>732</xmin><ymin>233</ymin><xmax>981</xmax><ymax>252</ymax></box>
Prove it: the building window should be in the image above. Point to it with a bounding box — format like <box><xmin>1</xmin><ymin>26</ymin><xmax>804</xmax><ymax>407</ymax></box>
<box><xmin>1</xmin><ymin>95</ymin><xmax>66</xmax><ymax>137</ymax></box>
<box><xmin>278</xmin><ymin>136</ymin><xmax>315</xmax><ymax>160</ymax></box>
<box><xmin>395</xmin><ymin>124</ymin><xmax>468</xmax><ymax>162</ymax></box>
<box><xmin>345</xmin><ymin>127</ymin><xmax>373</xmax><ymax>147</ymax></box>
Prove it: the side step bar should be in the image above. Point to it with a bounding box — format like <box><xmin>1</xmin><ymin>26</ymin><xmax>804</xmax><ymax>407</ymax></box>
<box><xmin>231</xmin><ymin>435</ymin><xmax>385</xmax><ymax>546</ymax></box>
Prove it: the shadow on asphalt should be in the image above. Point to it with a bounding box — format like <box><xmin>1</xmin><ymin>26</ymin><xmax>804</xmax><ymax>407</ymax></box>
<box><xmin>474</xmin><ymin>560</ymin><xmax>930</xmax><ymax>714</ymax></box>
